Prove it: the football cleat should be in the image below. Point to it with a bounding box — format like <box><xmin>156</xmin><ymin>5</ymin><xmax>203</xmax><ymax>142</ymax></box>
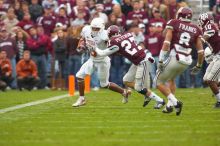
<box><xmin>162</xmin><ymin>106</ymin><xmax>173</xmax><ymax>113</ymax></box>
<box><xmin>72</xmin><ymin>97</ymin><xmax>86</xmax><ymax>107</ymax></box>
<box><xmin>214</xmin><ymin>102</ymin><xmax>220</xmax><ymax>108</ymax></box>
<box><xmin>122</xmin><ymin>89</ymin><xmax>131</xmax><ymax>104</ymax></box>
<box><xmin>143</xmin><ymin>95</ymin><xmax>151</xmax><ymax>107</ymax></box>
<box><xmin>154</xmin><ymin>99</ymin><xmax>166</xmax><ymax>109</ymax></box>
<box><xmin>174</xmin><ymin>101</ymin><xmax>183</xmax><ymax>116</ymax></box>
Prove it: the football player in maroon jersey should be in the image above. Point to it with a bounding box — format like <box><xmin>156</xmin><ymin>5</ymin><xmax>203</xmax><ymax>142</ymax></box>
<box><xmin>89</xmin><ymin>25</ymin><xmax>165</xmax><ymax>109</ymax></box>
<box><xmin>156</xmin><ymin>7</ymin><xmax>204</xmax><ymax>115</ymax></box>
<box><xmin>198</xmin><ymin>13</ymin><xmax>220</xmax><ymax>108</ymax></box>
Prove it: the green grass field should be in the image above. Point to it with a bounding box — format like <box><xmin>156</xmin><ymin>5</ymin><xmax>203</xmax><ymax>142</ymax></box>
<box><xmin>0</xmin><ymin>88</ymin><xmax>220</xmax><ymax>146</ymax></box>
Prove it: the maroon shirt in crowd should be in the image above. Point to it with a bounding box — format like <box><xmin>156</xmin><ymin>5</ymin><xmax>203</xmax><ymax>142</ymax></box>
<box><xmin>149</xmin><ymin>18</ymin><xmax>166</xmax><ymax>29</ymax></box>
<box><xmin>26</xmin><ymin>34</ymin><xmax>51</xmax><ymax>55</ymax></box>
<box><xmin>0</xmin><ymin>37</ymin><xmax>17</xmax><ymax>59</ymax></box>
<box><xmin>58</xmin><ymin>0</ymin><xmax>76</xmax><ymax>8</ymax></box>
<box><xmin>17</xmin><ymin>20</ymin><xmax>34</xmax><ymax>32</ymax></box>
<box><xmin>168</xmin><ymin>4</ymin><xmax>178</xmax><ymax>20</ymax></box>
<box><xmin>126</xmin><ymin>10</ymin><xmax>149</xmax><ymax>25</ymax></box>
<box><xmin>37</xmin><ymin>15</ymin><xmax>56</xmax><ymax>36</ymax></box>
<box><xmin>145</xmin><ymin>33</ymin><xmax>164</xmax><ymax>56</ymax></box>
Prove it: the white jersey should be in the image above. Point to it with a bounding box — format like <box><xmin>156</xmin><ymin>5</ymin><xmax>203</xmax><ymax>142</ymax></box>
<box><xmin>81</xmin><ymin>25</ymin><xmax>109</xmax><ymax>62</ymax></box>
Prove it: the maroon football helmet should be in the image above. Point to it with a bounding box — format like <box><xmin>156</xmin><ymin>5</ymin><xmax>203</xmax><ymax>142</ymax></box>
<box><xmin>107</xmin><ymin>25</ymin><xmax>121</xmax><ymax>38</ymax></box>
<box><xmin>198</xmin><ymin>13</ymin><xmax>214</xmax><ymax>28</ymax></box>
<box><xmin>176</xmin><ymin>7</ymin><xmax>193</xmax><ymax>22</ymax></box>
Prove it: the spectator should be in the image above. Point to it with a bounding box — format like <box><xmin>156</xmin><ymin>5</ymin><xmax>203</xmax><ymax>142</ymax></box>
<box><xmin>0</xmin><ymin>50</ymin><xmax>13</xmax><ymax>89</ymax></box>
<box><xmin>55</xmin><ymin>6</ymin><xmax>70</xmax><ymax>30</ymax></box>
<box><xmin>166</xmin><ymin>0</ymin><xmax>182</xmax><ymax>20</ymax></box>
<box><xmin>70</xmin><ymin>12</ymin><xmax>86</xmax><ymax>26</ymax></box>
<box><xmin>149</xmin><ymin>8</ymin><xmax>166</xmax><ymax>33</ymax></box>
<box><xmin>16</xmin><ymin>50</ymin><xmax>40</xmax><ymax>91</ymax></box>
<box><xmin>152</xmin><ymin>0</ymin><xmax>168</xmax><ymax>21</ymax></box>
<box><xmin>58</xmin><ymin>0</ymin><xmax>76</xmax><ymax>8</ymax></box>
<box><xmin>0</xmin><ymin>26</ymin><xmax>17</xmax><ymax>89</ymax></box>
<box><xmin>92</xmin><ymin>3</ymin><xmax>108</xmax><ymax>24</ymax></box>
<box><xmin>126</xmin><ymin>0</ymin><xmax>149</xmax><ymax>28</ymax></box>
<box><xmin>88</xmin><ymin>0</ymin><xmax>96</xmax><ymax>14</ymax></box>
<box><xmin>42</xmin><ymin>0</ymin><xmax>58</xmax><ymax>10</ymax></box>
<box><xmin>15</xmin><ymin>1</ymin><xmax>30</xmax><ymax>21</ymax></box>
<box><xmin>17</xmin><ymin>12</ymin><xmax>34</xmax><ymax>33</ymax></box>
<box><xmin>29</xmin><ymin>0</ymin><xmax>44</xmax><ymax>22</ymax></box>
<box><xmin>109</xmin><ymin>4</ymin><xmax>126</xmax><ymax>28</ymax></box>
<box><xmin>0</xmin><ymin>0</ymin><xmax>7</xmax><ymax>17</ymax></box>
<box><xmin>121</xmin><ymin>0</ymin><xmax>133</xmax><ymax>16</ymax></box>
<box><xmin>71</xmin><ymin>1</ymin><xmax>90</xmax><ymax>22</ymax></box>
<box><xmin>52</xmin><ymin>29</ymin><xmax>67</xmax><ymax>90</ymax></box>
<box><xmin>14</xmin><ymin>27</ymin><xmax>30</xmax><ymax>61</ymax></box>
<box><xmin>104</xmin><ymin>0</ymin><xmax>114</xmax><ymax>16</ymax></box>
<box><xmin>26</xmin><ymin>25</ymin><xmax>48</xmax><ymax>89</ymax></box>
<box><xmin>37</xmin><ymin>4</ymin><xmax>56</xmax><ymax>36</ymax></box>
<box><xmin>3</xmin><ymin>7</ymin><xmax>19</xmax><ymax>35</ymax></box>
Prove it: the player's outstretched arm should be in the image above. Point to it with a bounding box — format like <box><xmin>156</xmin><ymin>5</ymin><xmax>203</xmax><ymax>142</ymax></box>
<box><xmin>95</xmin><ymin>45</ymin><xmax>120</xmax><ymax>57</ymax></box>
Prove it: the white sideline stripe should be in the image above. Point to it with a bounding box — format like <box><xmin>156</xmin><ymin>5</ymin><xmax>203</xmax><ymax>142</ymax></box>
<box><xmin>0</xmin><ymin>92</ymin><xmax>79</xmax><ymax>114</ymax></box>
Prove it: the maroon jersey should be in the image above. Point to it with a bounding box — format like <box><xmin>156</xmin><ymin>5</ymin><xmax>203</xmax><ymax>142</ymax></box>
<box><xmin>108</xmin><ymin>33</ymin><xmax>146</xmax><ymax>65</ymax></box>
<box><xmin>37</xmin><ymin>15</ymin><xmax>56</xmax><ymax>36</ymax></box>
<box><xmin>166</xmin><ymin>19</ymin><xmax>202</xmax><ymax>55</ymax></box>
<box><xmin>127</xmin><ymin>10</ymin><xmax>149</xmax><ymax>24</ymax></box>
<box><xmin>17</xmin><ymin>20</ymin><xmax>34</xmax><ymax>32</ymax></box>
<box><xmin>202</xmin><ymin>23</ymin><xmax>220</xmax><ymax>54</ymax></box>
<box><xmin>149</xmin><ymin>18</ymin><xmax>166</xmax><ymax>29</ymax></box>
<box><xmin>55</xmin><ymin>15</ymin><xmax>70</xmax><ymax>28</ymax></box>
<box><xmin>145</xmin><ymin>33</ymin><xmax>164</xmax><ymax>56</ymax></box>
<box><xmin>168</xmin><ymin>4</ymin><xmax>178</xmax><ymax>19</ymax></box>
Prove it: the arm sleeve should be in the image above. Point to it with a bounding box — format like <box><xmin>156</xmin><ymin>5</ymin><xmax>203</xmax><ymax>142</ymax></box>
<box><xmin>95</xmin><ymin>45</ymin><xmax>119</xmax><ymax>56</ymax></box>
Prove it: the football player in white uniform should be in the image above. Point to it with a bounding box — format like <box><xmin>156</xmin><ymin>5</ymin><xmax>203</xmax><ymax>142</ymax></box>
<box><xmin>72</xmin><ymin>18</ymin><xmax>130</xmax><ymax>107</ymax></box>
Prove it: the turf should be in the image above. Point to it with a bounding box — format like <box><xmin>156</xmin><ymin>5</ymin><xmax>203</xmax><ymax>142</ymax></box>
<box><xmin>0</xmin><ymin>88</ymin><xmax>220</xmax><ymax>146</ymax></box>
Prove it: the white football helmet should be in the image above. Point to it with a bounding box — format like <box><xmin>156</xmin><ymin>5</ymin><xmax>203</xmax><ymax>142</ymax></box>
<box><xmin>90</xmin><ymin>17</ymin><xmax>105</xmax><ymax>37</ymax></box>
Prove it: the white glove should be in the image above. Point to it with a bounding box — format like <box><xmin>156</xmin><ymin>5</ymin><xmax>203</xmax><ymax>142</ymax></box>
<box><xmin>190</xmin><ymin>65</ymin><xmax>201</xmax><ymax>75</ymax></box>
<box><xmin>158</xmin><ymin>61</ymin><xmax>164</xmax><ymax>72</ymax></box>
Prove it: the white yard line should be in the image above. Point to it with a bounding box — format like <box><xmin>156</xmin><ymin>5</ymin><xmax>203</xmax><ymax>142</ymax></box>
<box><xmin>0</xmin><ymin>92</ymin><xmax>78</xmax><ymax>114</ymax></box>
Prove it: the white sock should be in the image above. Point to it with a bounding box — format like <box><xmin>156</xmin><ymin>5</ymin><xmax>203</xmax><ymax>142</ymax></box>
<box><xmin>167</xmin><ymin>99</ymin><xmax>173</xmax><ymax>107</ymax></box>
<box><xmin>215</xmin><ymin>92</ymin><xmax>220</xmax><ymax>102</ymax></box>
<box><xmin>149</xmin><ymin>92</ymin><xmax>163</xmax><ymax>102</ymax></box>
<box><xmin>167</xmin><ymin>93</ymin><xmax>177</xmax><ymax>106</ymax></box>
<box><xmin>79</xmin><ymin>96</ymin><xmax>85</xmax><ymax>100</ymax></box>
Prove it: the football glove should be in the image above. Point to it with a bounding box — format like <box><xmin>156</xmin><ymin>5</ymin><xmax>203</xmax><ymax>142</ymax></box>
<box><xmin>158</xmin><ymin>61</ymin><xmax>164</xmax><ymax>72</ymax></box>
<box><xmin>190</xmin><ymin>65</ymin><xmax>201</xmax><ymax>75</ymax></box>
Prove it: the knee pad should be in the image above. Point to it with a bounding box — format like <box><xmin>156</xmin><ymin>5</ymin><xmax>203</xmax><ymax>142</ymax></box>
<box><xmin>138</xmin><ymin>88</ymin><xmax>148</xmax><ymax>95</ymax></box>
<box><xmin>100</xmin><ymin>81</ymin><xmax>109</xmax><ymax>88</ymax></box>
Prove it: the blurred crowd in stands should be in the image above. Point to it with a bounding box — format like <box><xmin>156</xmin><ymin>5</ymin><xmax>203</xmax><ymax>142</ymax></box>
<box><xmin>0</xmin><ymin>0</ymin><xmax>217</xmax><ymax>91</ymax></box>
